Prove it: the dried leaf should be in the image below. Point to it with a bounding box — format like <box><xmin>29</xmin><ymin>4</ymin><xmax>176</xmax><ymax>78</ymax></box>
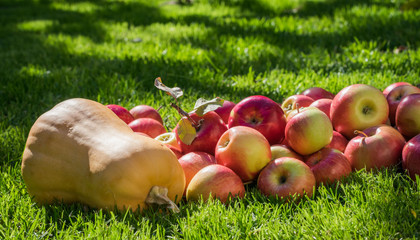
<box><xmin>394</xmin><ymin>45</ymin><xmax>408</xmax><ymax>54</ymax></box>
<box><xmin>400</xmin><ymin>0</ymin><xmax>420</xmax><ymax>11</ymax></box>
<box><xmin>193</xmin><ymin>97</ymin><xmax>224</xmax><ymax>116</ymax></box>
<box><xmin>411</xmin><ymin>209</ymin><xmax>417</xmax><ymax>218</ymax></box>
<box><xmin>154</xmin><ymin>77</ymin><xmax>183</xmax><ymax>99</ymax></box>
<box><xmin>176</xmin><ymin>118</ymin><xmax>196</xmax><ymax>145</ymax></box>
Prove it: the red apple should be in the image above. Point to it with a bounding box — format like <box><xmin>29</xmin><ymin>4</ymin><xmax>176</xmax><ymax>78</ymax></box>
<box><xmin>186</xmin><ymin>164</ymin><xmax>245</xmax><ymax>203</ymax></box>
<box><xmin>344</xmin><ymin>125</ymin><xmax>406</xmax><ymax>171</ymax></box>
<box><xmin>214</xmin><ymin>100</ymin><xmax>236</xmax><ymax>124</ymax></box>
<box><xmin>129</xmin><ymin>105</ymin><xmax>163</xmax><ymax>124</ymax></box>
<box><xmin>215</xmin><ymin>126</ymin><xmax>271</xmax><ymax>182</ymax></box>
<box><xmin>167</xmin><ymin>145</ymin><xmax>183</xmax><ymax>159</ymax></box>
<box><xmin>106</xmin><ymin>104</ymin><xmax>134</xmax><ymax>124</ymax></box>
<box><xmin>325</xmin><ymin>131</ymin><xmax>349</xmax><ymax>153</ymax></box>
<box><xmin>257</xmin><ymin>157</ymin><xmax>316</xmax><ymax>200</ymax></box>
<box><xmin>281</xmin><ymin>95</ymin><xmax>314</xmax><ymax>112</ymax></box>
<box><xmin>270</xmin><ymin>144</ymin><xmax>303</xmax><ymax>161</ymax></box>
<box><xmin>178</xmin><ymin>152</ymin><xmax>216</xmax><ymax>195</ymax></box>
<box><xmin>330</xmin><ymin>84</ymin><xmax>389</xmax><ymax>139</ymax></box>
<box><xmin>395</xmin><ymin>93</ymin><xmax>420</xmax><ymax>138</ymax></box>
<box><xmin>228</xmin><ymin>95</ymin><xmax>287</xmax><ymax>145</ymax></box>
<box><xmin>386</xmin><ymin>85</ymin><xmax>420</xmax><ymax>125</ymax></box>
<box><xmin>309</xmin><ymin>98</ymin><xmax>332</xmax><ymax>119</ymax></box>
<box><xmin>402</xmin><ymin>134</ymin><xmax>420</xmax><ymax>180</ymax></box>
<box><xmin>134</xmin><ymin>132</ymin><xmax>151</xmax><ymax>138</ymax></box>
<box><xmin>285</xmin><ymin>107</ymin><xmax>333</xmax><ymax>156</ymax></box>
<box><xmin>305</xmin><ymin>148</ymin><xmax>352</xmax><ymax>185</ymax></box>
<box><xmin>155</xmin><ymin>132</ymin><xmax>180</xmax><ymax>149</ymax></box>
<box><xmin>383</xmin><ymin>82</ymin><xmax>412</xmax><ymax>97</ymax></box>
<box><xmin>175</xmin><ymin>111</ymin><xmax>227</xmax><ymax>155</ymax></box>
<box><xmin>301</xmin><ymin>87</ymin><xmax>335</xmax><ymax>100</ymax></box>
<box><xmin>128</xmin><ymin>118</ymin><xmax>166</xmax><ymax>138</ymax></box>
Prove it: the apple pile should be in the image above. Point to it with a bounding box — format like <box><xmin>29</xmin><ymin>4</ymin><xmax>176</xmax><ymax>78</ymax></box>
<box><xmin>105</xmin><ymin>81</ymin><xmax>420</xmax><ymax>204</ymax></box>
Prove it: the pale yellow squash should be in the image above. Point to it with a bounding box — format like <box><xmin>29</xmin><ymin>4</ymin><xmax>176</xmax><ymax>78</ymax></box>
<box><xmin>21</xmin><ymin>98</ymin><xmax>185</xmax><ymax>212</ymax></box>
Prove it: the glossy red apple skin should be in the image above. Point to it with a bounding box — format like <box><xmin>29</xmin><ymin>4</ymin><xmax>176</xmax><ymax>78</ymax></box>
<box><xmin>270</xmin><ymin>144</ymin><xmax>303</xmax><ymax>161</ymax></box>
<box><xmin>395</xmin><ymin>93</ymin><xmax>420</xmax><ymax>138</ymax></box>
<box><xmin>344</xmin><ymin>125</ymin><xmax>406</xmax><ymax>171</ymax></box>
<box><xmin>325</xmin><ymin>131</ymin><xmax>349</xmax><ymax>153</ymax></box>
<box><xmin>286</xmin><ymin>107</ymin><xmax>333</xmax><ymax>156</ymax></box>
<box><xmin>167</xmin><ymin>145</ymin><xmax>183</xmax><ymax>159</ymax></box>
<box><xmin>178</xmin><ymin>152</ymin><xmax>216</xmax><ymax>195</ymax></box>
<box><xmin>257</xmin><ymin>157</ymin><xmax>316</xmax><ymax>199</ymax></box>
<box><xmin>106</xmin><ymin>104</ymin><xmax>134</xmax><ymax>124</ymax></box>
<box><xmin>129</xmin><ymin>105</ymin><xmax>163</xmax><ymax>124</ymax></box>
<box><xmin>309</xmin><ymin>99</ymin><xmax>332</xmax><ymax>119</ymax></box>
<box><xmin>402</xmin><ymin>134</ymin><xmax>420</xmax><ymax>180</ymax></box>
<box><xmin>301</xmin><ymin>87</ymin><xmax>335</xmax><ymax>101</ymax></box>
<box><xmin>214</xmin><ymin>100</ymin><xmax>236</xmax><ymax>124</ymax></box>
<box><xmin>215</xmin><ymin>126</ymin><xmax>271</xmax><ymax>182</ymax></box>
<box><xmin>383</xmin><ymin>82</ymin><xmax>412</xmax><ymax>97</ymax></box>
<box><xmin>128</xmin><ymin>118</ymin><xmax>166</xmax><ymax>138</ymax></box>
<box><xmin>281</xmin><ymin>95</ymin><xmax>314</xmax><ymax>112</ymax></box>
<box><xmin>175</xmin><ymin>111</ymin><xmax>227</xmax><ymax>155</ymax></box>
<box><xmin>186</xmin><ymin>164</ymin><xmax>245</xmax><ymax>203</ymax></box>
<box><xmin>330</xmin><ymin>84</ymin><xmax>389</xmax><ymax>139</ymax></box>
<box><xmin>305</xmin><ymin>148</ymin><xmax>352</xmax><ymax>185</ymax></box>
<box><xmin>228</xmin><ymin>95</ymin><xmax>287</xmax><ymax>145</ymax></box>
<box><xmin>386</xmin><ymin>85</ymin><xmax>420</xmax><ymax>125</ymax></box>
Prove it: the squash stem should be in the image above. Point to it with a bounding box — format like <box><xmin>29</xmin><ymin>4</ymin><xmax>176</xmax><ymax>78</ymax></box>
<box><xmin>145</xmin><ymin>186</ymin><xmax>180</xmax><ymax>213</ymax></box>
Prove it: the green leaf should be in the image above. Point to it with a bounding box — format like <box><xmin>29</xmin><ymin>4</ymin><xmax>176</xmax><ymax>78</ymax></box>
<box><xmin>154</xmin><ymin>77</ymin><xmax>183</xmax><ymax>99</ymax></box>
<box><xmin>175</xmin><ymin>118</ymin><xmax>196</xmax><ymax>145</ymax></box>
<box><xmin>193</xmin><ymin>97</ymin><xmax>224</xmax><ymax>116</ymax></box>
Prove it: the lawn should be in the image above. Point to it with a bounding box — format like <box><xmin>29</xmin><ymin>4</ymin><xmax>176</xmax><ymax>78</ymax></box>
<box><xmin>1</xmin><ymin>0</ymin><xmax>420</xmax><ymax>238</ymax></box>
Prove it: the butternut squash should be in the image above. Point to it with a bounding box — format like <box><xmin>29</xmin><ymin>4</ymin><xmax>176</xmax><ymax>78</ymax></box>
<box><xmin>21</xmin><ymin>98</ymin><xmax>185</xmax><ymax>212</ymax></box>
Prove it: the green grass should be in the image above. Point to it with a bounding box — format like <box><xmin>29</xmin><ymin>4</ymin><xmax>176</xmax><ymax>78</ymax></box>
<box><xmin>1</xmin><ymin>0</ymin><xmax>420</xmax><ymax>238</ymax></box>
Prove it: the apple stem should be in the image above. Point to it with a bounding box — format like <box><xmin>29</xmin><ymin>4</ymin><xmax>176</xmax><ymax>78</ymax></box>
<box><xmin>354</xmin><ymin>130</ymin><xmax>368</xmax><ymax>138</ymax></box>
<box><xmin>145</xmin><ymin>186</ymin><xmax>180</xmax><ymax>213</ymax></box>
<box><xmin>296</xmin><ymin>103</ymin><xmax>300</xmax><ymax>113</ymax></box>
<box><xmin>170</xmin><ymin>102</ymin><xmax>200</xmax><ymax>128</ymax></box>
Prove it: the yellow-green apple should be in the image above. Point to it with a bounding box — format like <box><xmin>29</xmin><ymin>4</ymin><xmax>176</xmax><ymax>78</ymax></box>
<box><xmin>383</xmin><ymin>82</ymin><xmax>413</xmax><ymax>97</ymax></box>
<box><xmin>301</xmin><ymin>87</ymin><xmax>335</xmax><ymax>100</ymax></box>
<box><xmin>402</xmin><ymin>134</ymin><xmax>420</xmax><ymax>180</ymax></box>
<box><xmin>257</xmin><ymin>157</ymin><xmax>316</xmax><ymax>200</ymax></box>
<box><xmin>155</xmin><ymin>132</ymin><xmax>180</xmax><ymax>149</ymax></box>
<box><xmin>386</xmin><ymin>85</ymin><xmax>420</xmax><ymax>125</ymax></box>
<box><xmin>309</xmin><ymin>98</ymin><xmax>332</xmax><ymax>119</ymax></box>
<box><xmin>128</xmin><ymin>118</ymin><xmax>166</xmax><ymax>138</ymax></box>
<box><xmin>285</xmin><ymin>107</ymin><xmax>333</xmax><ymax>156</ymax></box>
<box><xmin>175</xmin><ymin>111</ymin><xmax>227</xmax><ymax>155</ymax></box>
<box><xmin>186</xmin><ymin>164</ymin><xmax>245</xmax><ymax>203</ymax></box>
<box><xmin>178</xmin><ymin>152</ymin><xmax>216</xmax><ymax>195</ymax></box>
<box><xmin>129</xmin><ymin>105</ymin><xmax>163</xmax><ymax>124</ymax></box>
<box><xmin>325</xmin><ymin>131</ymin><xmax>349</xmax><ymax>153</ymax></box>
<box><xmin>270</xmin><ymin>144</ymin><xmax>303</xmax><ymax>161</ymax></box>
<box><xmin>228</xmin><ymin>95</ymin><xmax>287</xmax><ymax>145</ymax></box>
<box><xmin>285</xmin><ymin>106</ymin><xmax>317</xmax><ymax>122</ymax></box>
<box><xmin>281</xmin><ymin>95</ymin><xmax>314</xmax><ymax>112</ymax></box>
<box><xmin>106</xmin><ymin>104</ymin><xmax>134</xmax><ymax>124</ymax></box>
<box><xmin>214</xmin><ymin>100</ymin><xmax>236</xmax><ymax>124</ymax></box>
<box><xmin>330</xmin><ymin>84</ymin><xmax>389</xmax><ymax>139</ymax></box>
<box><xmin>344</xmin><ymin>125</ymin><xmax>406</xmax><ymax>171</ymax></box>
<box><xmin>215</xmin><ymin>126</ymin><xmax>271</xmax><ymax>182</ymax></box>
<box><xmin>395</xmin><ymin>93</ymin><xmax>420</xmax><ymax>138</ymax></box>
<box><xmin>305</xmin><ymin>148</ymin><xmax>352</xmax><ymax>185</ymax></box>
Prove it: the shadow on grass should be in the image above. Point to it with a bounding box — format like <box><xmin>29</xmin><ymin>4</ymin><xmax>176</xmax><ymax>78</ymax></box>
<box><xmin>1</xmin><ymin>0</ymin><xmax>419</xmax><ymax>163</ymax></box>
